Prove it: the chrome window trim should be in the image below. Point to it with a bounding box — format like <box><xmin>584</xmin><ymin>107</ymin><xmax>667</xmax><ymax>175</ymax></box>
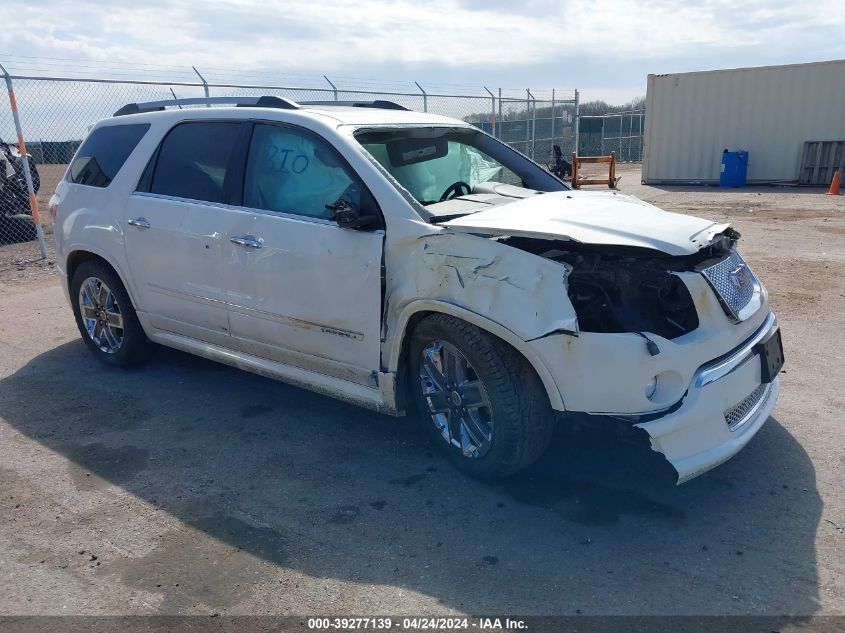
<box><xmin>131</xmin><ymin>190</ymin><xmax>234</xmax><ymax>210</ymax></box>
<box><xmin>228</xmin><ymin>204</ymin><xmax>339</xmax><ymax>227</ymax></box>
<box><xmin>694</xmin><ymin>311</ymin><xmax>777</xmax><ymax>388</ymax></box>
<box><xmin>130</xmin><ymin>191</ymin><xmax>344</xmax><ymax>228</ymax></box>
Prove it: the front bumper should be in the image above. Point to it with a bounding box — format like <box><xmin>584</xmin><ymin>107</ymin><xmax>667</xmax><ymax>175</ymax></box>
<box><xmin>635</xmin><ymin>311</ymin><xmax>780</xmax><ymax>483</ymax></box>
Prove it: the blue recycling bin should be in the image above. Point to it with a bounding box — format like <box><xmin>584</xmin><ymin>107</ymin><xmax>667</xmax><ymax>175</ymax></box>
<box><xmin>720</xmin><ymin>150</ymin><xmax>748</xmax><ymax>187</ymax></box>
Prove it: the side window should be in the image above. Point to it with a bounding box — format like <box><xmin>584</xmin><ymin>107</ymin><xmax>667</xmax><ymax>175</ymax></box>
<box><xmin>150</xmin><ymin>122</ymin><xmax>241</xmax><ymax>204</ymax></box>
<box><xmin>243</xmin><ymin>124</ymin><xmax>363</xmax><ymax>220</ymax></box>
<box><xmin>69</xmin><ymin>123</ymin><xmax>149</xmax><ymax>187</ymax></box>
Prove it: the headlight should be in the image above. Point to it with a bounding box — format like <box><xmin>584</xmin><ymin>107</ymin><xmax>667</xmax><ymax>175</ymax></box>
<box><xmin>567</xmin><ymin>266</ymin><xmax>699</xmax><ymax>339</ymax></box>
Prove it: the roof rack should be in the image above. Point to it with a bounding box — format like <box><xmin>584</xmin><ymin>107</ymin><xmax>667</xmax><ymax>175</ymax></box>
<box><xmin>299</xmin><ymin>100</ymin><xmax>410</xmax><ymax>111</ymax></box>
<box><xmin>113</xmin><ymin>96</ymin><xmax>300</xmax><ymax>117</ymax></box>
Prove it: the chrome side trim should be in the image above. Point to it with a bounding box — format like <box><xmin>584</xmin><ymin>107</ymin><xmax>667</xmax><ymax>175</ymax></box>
<box><xmin>227</xmin><ymin>301</ymin><xmax>365</xmax><ymax>341</ymax></box>
<box><xmin>694</xmin><ymin>311</ymin><xmax>777</xmax><ymax>388</ymax></box>
<box><xmin>146</xmin><ymin>283</ymin><xmax>365</xmax><ymax>341</ymax></box>
<box><xmin>147</xmin><ymin>282</ymin><xmax>225</xmax><ymax>308</ymax></box>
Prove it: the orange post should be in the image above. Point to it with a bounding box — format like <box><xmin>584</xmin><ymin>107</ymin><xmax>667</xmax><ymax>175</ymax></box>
<box><xmin>1</xmin><ymin>63</ymin><xmax>47</xmax><ymax>258</ymax></box>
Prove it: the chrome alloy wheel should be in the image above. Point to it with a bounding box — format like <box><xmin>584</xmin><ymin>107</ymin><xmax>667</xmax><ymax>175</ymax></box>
<box><xmin>419</xmin><ymin>340</ymin><xmax>494</xmax><ymax>458</ymax></box>
<box><xmin>78</xmin><ymin>277</ymin><xmax>124</xmax><ymax>354</ymax></box>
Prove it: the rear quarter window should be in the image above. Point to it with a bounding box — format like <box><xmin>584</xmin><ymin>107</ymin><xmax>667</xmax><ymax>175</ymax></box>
<box><xmin>69</xmin><ymin>123</ymin><xmax>150</xmax><ymax>187</ymax></box>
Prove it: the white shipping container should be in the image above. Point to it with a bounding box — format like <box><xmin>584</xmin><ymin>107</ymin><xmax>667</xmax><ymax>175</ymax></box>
<box><xmin>643</xmin><ymin>59</ymin><xmax>845</xmax><ymax>184</ymax></box>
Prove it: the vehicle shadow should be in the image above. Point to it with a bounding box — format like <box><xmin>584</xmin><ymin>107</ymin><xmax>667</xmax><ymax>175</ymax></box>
<box><xmin>0</xmin><ymin>341</ymin><xmax>822</xmax><ymax>617</ymax></box>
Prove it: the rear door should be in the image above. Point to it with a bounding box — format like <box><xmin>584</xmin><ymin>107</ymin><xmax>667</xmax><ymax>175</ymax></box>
<box><xmin>124</xmin><ymin>120</ymin><xmax>245</xmax><ymax>342</ymax></box>
<box><xmin>220</xmin><ymin>122</ymin><xmax>385</xmax><ymax>384</ymax></box>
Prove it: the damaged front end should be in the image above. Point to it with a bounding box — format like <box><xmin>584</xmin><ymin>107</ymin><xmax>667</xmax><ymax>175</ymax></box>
<box><xmin>385</xmin><ymin>195</ymin><xmax>778</xmax><ymax>484</ymax></box>
<box><xmin>502</xmin><ymin>231</ymin><xmax>740</xmax><ymax>341</ymax></box>
<box><xmin>501</xmin><ymin>227</ymin><xmax>779</xmax><ymax>484</ymax></box>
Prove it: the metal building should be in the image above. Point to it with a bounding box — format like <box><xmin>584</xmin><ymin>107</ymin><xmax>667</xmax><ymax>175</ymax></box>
<box><xmin>642</xmin><ymin>59</ymin><xmax>845</xmax><ymax>184</ymax></box>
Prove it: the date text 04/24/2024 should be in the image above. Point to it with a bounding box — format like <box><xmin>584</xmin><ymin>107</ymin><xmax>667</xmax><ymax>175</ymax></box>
<box><xmin>307</xmin><ymin>617</ymin><xmax>527</xmax><ymax>630</ymax></box>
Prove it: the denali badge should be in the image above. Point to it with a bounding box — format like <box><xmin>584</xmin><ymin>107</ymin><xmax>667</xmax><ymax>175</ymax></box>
<box><xmin>729</xmin><ymin>264</ymin><xmax>752</xmax><ymax>289</ymax></box>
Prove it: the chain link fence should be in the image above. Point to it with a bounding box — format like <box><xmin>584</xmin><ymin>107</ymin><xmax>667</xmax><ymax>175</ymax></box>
<box><xmin>577</xmin><ymin>109</ymin><xmax>645</xmax><ymax>162</ymax></box>
<box><xmin>0</xmin><ymin>138</ymin><xmax>39</xmax><ymax>246</ymax></box>
<box><xmin>0</xmin><ymin>71</ymin><xmax>578</xmax><ymax>263</ymax></box>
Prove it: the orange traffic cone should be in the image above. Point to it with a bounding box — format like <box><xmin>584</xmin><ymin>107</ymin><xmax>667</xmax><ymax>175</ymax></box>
<box><xmin>827</xmin><ymin>170</ymin><xmax>841</xmax><ymax>195</ymax></box>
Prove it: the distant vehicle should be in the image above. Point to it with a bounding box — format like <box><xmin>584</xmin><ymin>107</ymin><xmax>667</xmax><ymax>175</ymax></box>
<box><xmin>0</xmin><ymin>137</ymin><xmax>39</xmax><ymax>242</ymax></box>
<box><xmin>50</xmin><ymin>96</ymin><xmax>783</xmax><ymax>483</ymax></box>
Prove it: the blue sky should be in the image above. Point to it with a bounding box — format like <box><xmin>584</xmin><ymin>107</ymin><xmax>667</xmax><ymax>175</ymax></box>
<box><xmin>1</xmin><ymin>0</ymin><xmax>842</xmax><ymax>103</ymax></box>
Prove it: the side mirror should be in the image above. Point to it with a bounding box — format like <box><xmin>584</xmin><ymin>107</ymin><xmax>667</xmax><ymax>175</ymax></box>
<box><xmin>326</xmin><ymin>199</ymin><xmax>379</xmax><ymax>230</ymax></box>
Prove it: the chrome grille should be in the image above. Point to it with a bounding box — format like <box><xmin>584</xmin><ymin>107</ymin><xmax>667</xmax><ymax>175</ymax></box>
<box><xmin>700</xmin><ymin>250</ymin><xmax>757</xmax><ymax>321</ymax></box>
<box><xmin>724</xmin><ymin>383</ymin><xmax>771</xmax><ymax>431</ymax></box>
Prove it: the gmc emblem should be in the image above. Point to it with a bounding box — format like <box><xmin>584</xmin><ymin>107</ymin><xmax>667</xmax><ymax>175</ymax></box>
<box><xmin>729</xmin><ymin>265</ymin><xmax>753</xmax><ymax>290</ymax></box>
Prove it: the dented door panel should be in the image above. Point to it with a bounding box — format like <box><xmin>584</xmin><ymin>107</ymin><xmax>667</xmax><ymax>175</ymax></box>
<box><xmin>220</xmin><ymin>208</ymin><xmax>384</xmax><ymax>383</ymax></box>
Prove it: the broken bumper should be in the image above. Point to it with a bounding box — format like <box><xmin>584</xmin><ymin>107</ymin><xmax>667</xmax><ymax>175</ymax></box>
<box><xmin>635</xmin><ymin>312</ymin><xmax>780</xmax><ymax>483</ymax></box>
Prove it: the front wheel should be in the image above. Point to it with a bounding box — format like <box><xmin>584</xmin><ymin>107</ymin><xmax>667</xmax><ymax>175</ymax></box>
<box><xmin>409</xmin><ymin>314</ymin><xmax>555</xmax><ymax>480</ymax></box>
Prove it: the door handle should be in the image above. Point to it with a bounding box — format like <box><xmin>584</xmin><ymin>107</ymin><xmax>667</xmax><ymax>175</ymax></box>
<box><xmin>127</xmin><ymin>217</ymin><xmax>151</xmax><ymax>229</ymax></box>
<box><xmin>230</xmin><ymin>235</ymin><xmax>263</xmax><ymax>249</ymax></box>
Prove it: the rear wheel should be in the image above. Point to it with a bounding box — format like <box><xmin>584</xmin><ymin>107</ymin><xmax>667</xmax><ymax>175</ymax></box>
<box><xmin>409</xmin><ymin>314</ymin><xmax>555</xmax><ymax>480</ymax></box>
<box><xmin>70</xmin><ymin>260</ymin><xmax>150</xmax><ymax>367</ymax></box>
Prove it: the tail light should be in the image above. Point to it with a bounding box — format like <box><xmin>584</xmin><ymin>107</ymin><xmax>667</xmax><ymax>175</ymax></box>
<box><xmin>49</xmin><ymin>201</ymin><xmax>59</xmax><ymax>221</ymax></box>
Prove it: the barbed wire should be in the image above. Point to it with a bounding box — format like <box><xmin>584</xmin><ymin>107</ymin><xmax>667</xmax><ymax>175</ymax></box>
<box><xmin>0</xmin><ymin>54</ymin><xmax>577</xmax><ymax>100</ymax></box>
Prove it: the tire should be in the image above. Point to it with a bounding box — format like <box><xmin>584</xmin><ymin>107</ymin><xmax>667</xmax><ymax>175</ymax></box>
<box><xmin>408</xmin><ymin>313</ymin><xmax>555</xmax><ymax>480</ymax></box>
<box><xmin>70</xmin><ymin>259</ymin><xmax>151</xmax><ymax>367</ymax></box>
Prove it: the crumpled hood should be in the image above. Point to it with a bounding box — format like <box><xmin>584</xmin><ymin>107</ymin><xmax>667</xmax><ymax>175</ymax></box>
<box><xmin>440</xmin><ymin>190</ymin><xmax>729</xmax><ymax>256</ymax></box>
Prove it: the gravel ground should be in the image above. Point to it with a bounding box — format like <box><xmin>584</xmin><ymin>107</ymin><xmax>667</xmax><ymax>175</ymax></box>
<box><xmin>0</xmin><ymin>225</ymin><xmax>55</xmax><ymax>285</ymax></box>
<box><xmin>0</xmin><ymin>165</ymin><xmax>842</xmax><ymax>621</ymax></box>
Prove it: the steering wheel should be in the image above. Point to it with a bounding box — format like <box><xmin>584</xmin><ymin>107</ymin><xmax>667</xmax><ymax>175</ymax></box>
<box><xmin>439</xmin><ymin>181</ymin><xmax>472</xmax><ymax>202</ymax></box>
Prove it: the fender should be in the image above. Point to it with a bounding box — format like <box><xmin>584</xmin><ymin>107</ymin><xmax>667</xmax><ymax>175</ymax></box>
<box><xmin>63</xmin><ymin>243</ymin><xmax>141</xmax><ymax>311</ymax></box>
<box><xmin>386</xmin><ymin>299</ymin><xmax>566</xmax><ymax>412</ymax></box>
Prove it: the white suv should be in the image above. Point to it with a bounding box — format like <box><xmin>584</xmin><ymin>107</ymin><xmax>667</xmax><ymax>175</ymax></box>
<box><xmin>50</xmin><ymin>96</ymin><xmax>784</xmax><ymax>483</ymax></box>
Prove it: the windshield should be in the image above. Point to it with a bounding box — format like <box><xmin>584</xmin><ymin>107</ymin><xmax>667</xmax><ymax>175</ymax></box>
<box><xmin>355</xmin><ymin>127</ymin><xmax>567</xmax><ymax>206</ymax></box>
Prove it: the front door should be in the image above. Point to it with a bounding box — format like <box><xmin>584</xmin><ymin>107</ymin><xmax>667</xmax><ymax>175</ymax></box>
<box><xmin>221</xmin><ymin>122</ymin><xmax>384</xmax><ymax>385</ymax></box>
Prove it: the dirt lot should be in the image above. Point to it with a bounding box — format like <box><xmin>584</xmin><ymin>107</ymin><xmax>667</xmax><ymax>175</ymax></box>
<box><xmin>0</xmin><ymin>164</ymin><xmax>843</xmax><ymax>621</ymax></box>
